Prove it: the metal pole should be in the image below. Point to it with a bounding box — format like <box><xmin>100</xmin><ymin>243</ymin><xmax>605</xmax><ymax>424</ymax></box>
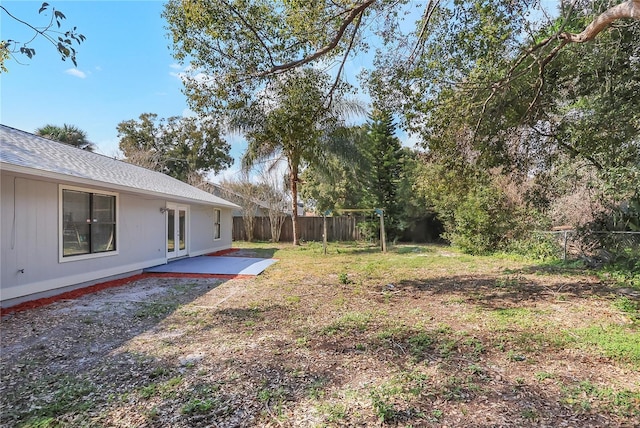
<box><xmin>380</xmin><ymin>210</ymin><xmax>387</xmax><ymax>253</ymax></box>
<box><xmin>323</xmin><ymin>215</ymin><xmax>328</xmax><ymax>255</ymax></box>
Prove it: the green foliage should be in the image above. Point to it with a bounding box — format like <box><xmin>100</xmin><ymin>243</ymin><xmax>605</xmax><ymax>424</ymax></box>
<box><xmin>181</xmin><ymin>399</ymin><xmax>215</xmax><ymax>415</ymax></box>
<box><xmin>561</xmin><ymin>380</ymin><xmax>640</xmax><ymax>417</ymax></box>
<box><xmin>407</xmin><ymin>332</ymin><xmax>433</xmax><ymax>361</ymax></box>
<box><xmin>16</xmin><ymin>375</ymin><xmax>96</xmax><ymax>424</ymax></box>
<box><xmin>361</xmin><ymin>109</ymin><xmax>404</xmax><ymax>239</ymax></box>
<box><xmin>233</xmin><ymin>68</ymin><xmax>362</xmax><ymax>244</ymax></box>
<box><xmin>356</xmin><ymin>219</ymin><xmax>379</xmax><ymax>242</ymax></box>
<box><xmin>317</xmin><ymin>402</ymin><xmax>347</xmax><ymax>422</ymax></box>
<box><xmin>35</xmin><ymin>124</ymin><xmax>94</xmax><ymax>151</ymax></box>
<box><xmin>569</xmin><ymin>325</ymin><xmax>640</xmax><ymax>366</ymax></box>
<box><xmin>338</xmin><ymin>272</ymin><xmax>352</xmax><ymax>285</ymax></box>
<box><xmin>612</xmin><ymin>297</ymin><xmax>639</xmax><ymax>322</ymax></box>
<box><xmin>1</xmin><ymin>2</ymin><xmax>85</xmax><ymax>71</ymax></box>
<box><xmin>447</xmin><ymin>185</ymin><xmax>509</xmax><ymax>254</ymax></box>
<box><xmin>370</xmin><ymin>385</ymin><xmax>399</xmax><ymax>423</ymax></box>
<box><xmin>443</xmin><ymin>178</ymin><xmax>539</xmax><ymax>255</ymax></box>
<box><xmin>117</xmin><ymin>113</ymin><xmax>232</xmax><ymax>183</ymax></box>
<box><xmin>322</xmin><ymin>311</ymin><xmax>372</xmax><ymax>336</ymax></box>
<box><xmin>134</xmin><ymin>301</ymin><xmax>179</xmax><ymax>319</ymax></box>
<box><xmin>599</xmin><ymin>263</ymin><xmax>640</xmax><ymax>289</ymax></box>
<box><xmin>505</xmin><ymin>234</ymin><xmax>561</xmax><ymax>261</ymax></box>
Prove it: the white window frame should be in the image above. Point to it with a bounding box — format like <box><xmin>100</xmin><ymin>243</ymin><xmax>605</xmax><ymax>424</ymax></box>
<box><xmin>213</xmin><ymin>208</ymin><xmax>221</xmax><ymax>240</ymax></box>
<box><xmin>59</xmin><ymin>185</ymin><xmax>119</xmax><ymax>263</ymax></box>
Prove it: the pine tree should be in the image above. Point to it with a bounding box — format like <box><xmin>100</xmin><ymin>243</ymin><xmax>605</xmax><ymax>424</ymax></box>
<box><xmin>364</xmin><ymin>109</ymin><xmax>403</xmax><ymax>239</ymax></box>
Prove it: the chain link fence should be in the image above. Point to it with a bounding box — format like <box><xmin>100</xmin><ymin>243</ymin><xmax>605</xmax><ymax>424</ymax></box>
<box><xmin>536</xmin><ymin>230</ymin><xmax>640</xmax><ymax>263</ymax></box>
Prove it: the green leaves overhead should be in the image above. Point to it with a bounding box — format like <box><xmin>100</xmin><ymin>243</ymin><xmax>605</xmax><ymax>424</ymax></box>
<box><xmin>163</xmin><ymin>0</ymin><xmax>408</xmax><ymax>114</ymax></box>
<box><xmin>117</xmin><ymin>113</ymin><xmax>233</xmax><ymax>184</ymax></box>
<box><xmin>1</xmin><ymin>2</ymin><xmax>85</xmax><ymax>70</ymax></box>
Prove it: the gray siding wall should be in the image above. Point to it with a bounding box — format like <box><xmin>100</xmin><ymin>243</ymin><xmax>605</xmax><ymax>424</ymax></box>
<box><xmin>189</xmin><ymin>204</ymin><xmax>233</xmax><ymax>256</ymax></box>
<box><xmin>1</xmin><ymin>172</ymin><xmax>231</xmax><ymax>304</ymax></box>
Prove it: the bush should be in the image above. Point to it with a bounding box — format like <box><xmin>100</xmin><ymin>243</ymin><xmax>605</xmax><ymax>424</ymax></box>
<box><xmin>446</xmin><ymin>185</ymin><xmax>514</xmax><ymax>255</ymax></box>
<box><xmin>357</xmin><ymin>219</ymin><xmax>379</xmax><ymax>242</ymax></box>
<box><xmin>506</xmin><ymin>234</ymin><xmax>562</xmax><ymax>261</ymax></box>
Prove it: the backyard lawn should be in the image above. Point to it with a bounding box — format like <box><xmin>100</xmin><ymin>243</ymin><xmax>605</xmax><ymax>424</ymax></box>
<box><xmin>1</xmin><ymin>242</ymin><xmax>639</xmax><ymax>427</ymax></box>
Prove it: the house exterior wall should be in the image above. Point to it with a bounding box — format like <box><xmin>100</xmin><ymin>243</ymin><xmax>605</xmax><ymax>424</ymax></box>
<box><xmin>188</xmin><ymin>204</ymin><xmax>233</xmax><ymax>256</ymax></box>
<box><xmin>0</xmin><ymin>171</ymin><xmax>232</xmax><ymax>306</ymax></box>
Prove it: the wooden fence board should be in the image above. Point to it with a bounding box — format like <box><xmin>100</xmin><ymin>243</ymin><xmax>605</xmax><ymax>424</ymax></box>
<box><xmin>233</xmin><ymin>216</ymin><xmax>365</xmax><ymax>242</ymax></box>
<box><xmin>232</xmin><ymin>216</ymin><xmax>443</xmax><ymax>243</ymax></box>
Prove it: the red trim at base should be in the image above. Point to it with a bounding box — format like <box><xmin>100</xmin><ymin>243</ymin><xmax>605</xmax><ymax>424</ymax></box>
<box><xmin>0</xmin><ymin>272</ymin><xmax>249</xmax><ymax>318</ymax></box>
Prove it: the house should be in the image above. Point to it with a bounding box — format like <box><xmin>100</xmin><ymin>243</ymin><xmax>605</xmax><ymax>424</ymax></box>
<box><xmin>0</xmin><ymin>125</ymin><xmax>239</xmax><ymax>308</ymax></box>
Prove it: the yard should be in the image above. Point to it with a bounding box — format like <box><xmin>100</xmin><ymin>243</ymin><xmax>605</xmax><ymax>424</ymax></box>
<box><xmin>1</xmin><ymin>242</ymin><xmax>639</xmax><ymax>427</ymax></box>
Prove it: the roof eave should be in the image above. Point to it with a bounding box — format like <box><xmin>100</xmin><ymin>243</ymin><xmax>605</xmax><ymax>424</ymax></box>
<box><xmin>1</xmin><ymin>162</ymin><xmax>240</xmax><ymax>209</ymax></box>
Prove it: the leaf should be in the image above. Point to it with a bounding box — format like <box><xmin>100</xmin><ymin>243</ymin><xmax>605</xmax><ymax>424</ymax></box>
<box><xmin>55</xmin><ymin>10</ymin><xmax>66</xmax><ymax>20</ymax></box>
<box><xmin>39</xmin><ymin>2</ymin><xmax>49</xmax><ymax>13</ymax></box>
<box><xmin>20</xmin><ymin>47</ymin><xmax>35</xmax><ymax>59</ymax></box>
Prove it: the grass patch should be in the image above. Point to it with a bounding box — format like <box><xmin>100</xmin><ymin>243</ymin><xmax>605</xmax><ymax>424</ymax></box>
<box><xmin>613</xmin><ymin>296</ymin><xmax>640</xmax><ymax>322</ymax></box>
<box><xmin>322</xmin><ymin>311</ymin><xmax>372</xmax><ymax>335</ymax></box>
<box><xmin>561</xmin><ymin>380</ymin><xmax>640</xmax><ymax>417</ymax></box>
<box><xmin>181</xmin><ymin>398</ymin><xmax>216</xmax><ymax>415</ymax></box>
<box><xmin>569</xmin><ymin>324</ymin><xmax>640</xmax><ymax>366</ymax></box>
<box><xmin>135</xmin><ymin>301</ymin><xmax>180</xmax><ymax>319</ymax></box>
<box><xmin>13</xmin><ymin>375</ymin><xmax>96</xmax><ymax>425</ymax></box>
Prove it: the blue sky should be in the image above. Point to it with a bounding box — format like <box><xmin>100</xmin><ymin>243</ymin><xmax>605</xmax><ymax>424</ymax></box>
<box><xmin>0</xmin><ymin>1</ymin><xmax>377</xmax><ymax>181</ymax></box>
<box><xmin>1</xmin><ymin>1</ymin><xmax>194</xmax><ymax>156</ymax></box>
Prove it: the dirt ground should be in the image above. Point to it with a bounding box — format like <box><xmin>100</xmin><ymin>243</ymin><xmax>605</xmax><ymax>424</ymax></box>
<box><xmin>1</xmin><ymin>244</ymin><xmax>638</xmax><ymax>427</ymax></box>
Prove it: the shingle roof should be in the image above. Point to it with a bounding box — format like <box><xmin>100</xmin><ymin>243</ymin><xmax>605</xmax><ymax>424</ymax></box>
<box><xmin>0</xmin><ymin>124</ymin><xmax>238</xmax><ymax>208</ymax></box>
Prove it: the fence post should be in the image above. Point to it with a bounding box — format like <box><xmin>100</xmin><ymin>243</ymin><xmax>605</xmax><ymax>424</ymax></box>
<box><xmin>323</xmin><ymin>215</ymin><xmax>328</xmax><ymax>255</ymax></box>
<box><xmin>563</xmin><ymin>230</ymin><xmax>568</xmax><ymax>262</ymax></box>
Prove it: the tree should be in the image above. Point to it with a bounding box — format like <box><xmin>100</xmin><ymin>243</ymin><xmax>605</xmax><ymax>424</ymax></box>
<box><xmin>232</xmin><ymin>68</ymin><xmax>362</xmax><ymax>245</ymax></box>
<box><xmin>258</xmin><ymin>168</ymin><xmax>289</xmax><ymax>243</ymax></box>
<box><xmin>362</xmin><ymin>109</ymin><xmax>403</xmax><ymax>239</ymax></box>
<box><xmin>1</xmin><ymin>2</ymin><xmax>85</xmax><ymax>72</ymax></box>
<box><xmin>117</xmin><ymin>113</ymin><xmax>233</xmax><ymax>184</ymax></box>
<box><xmin>217</xmin><ymin>177</ymin><xmax>263</xmax><ymax>242</ymax></box>
<box><xmin>35</xmin><ymin>124</ymin><xmax>94</xmax><ymax>151</ymax></box>
<box><xmin>163</xmin><ymin>0</ymin><xmax>638</xmax><ymax>118</ymax></box>
<box><xmin>299</xmin><ymin>125</ymin><xmax>370</xmax><ymax>215</ymax></box>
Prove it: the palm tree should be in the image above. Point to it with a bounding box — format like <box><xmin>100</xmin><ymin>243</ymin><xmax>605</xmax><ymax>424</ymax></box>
<box><xmin>35</xmin><ymin>124</ymin><xmax>94</xmax><ymax>151</ymax></box>
<box><xmin>232</xmin><ymin>68</ymin><xmax>363</xmax><ymax>245</ymax></box>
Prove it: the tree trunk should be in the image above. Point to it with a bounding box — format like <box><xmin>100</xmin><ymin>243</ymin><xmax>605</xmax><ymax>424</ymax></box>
<box><xmin>290</xmin><ymin>162</ymin><xmax>300</xmax><ymax>245</ymax></box>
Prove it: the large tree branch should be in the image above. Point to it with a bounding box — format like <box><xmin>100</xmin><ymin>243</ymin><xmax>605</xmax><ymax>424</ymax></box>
<box><xmin>325</xmin><ymin>10</ymin><xmax>364</xmax><ymax>112</ymax></box>
<box><xmin>258</xmin><ymin>0</ymin><xmax>376</xmax><ymax>77</ymax></box>
<box><xmin>560</xmin><ymin>0</ymin><xmax>640</xmax><ymax>43</ymax></box>
<box><xmin>408</xmin><ymin>0</ymin><xmax>440</xmax><ymax>63</ymax></box>
<box><xmin>531</xmin><ymin>125</ymin><xmax>604</xmax><ymax>170</ymax></box>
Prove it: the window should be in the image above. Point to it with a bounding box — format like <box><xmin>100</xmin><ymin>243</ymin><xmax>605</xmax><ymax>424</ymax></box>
<box><xmin>214</xmin><ymin>209</ymin><xmax>221</xmax><ymax>240</ymax></box>
<box><xmin>61</xmin><ymin>187</ymin><xmax>117</xmax><ymax>258</ymax></box>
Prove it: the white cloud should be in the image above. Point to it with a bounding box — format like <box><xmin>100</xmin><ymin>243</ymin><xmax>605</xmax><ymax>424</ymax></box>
<box><xmin>65</xmin><ymin>68</ymin><xmax>87</xmax><ymax>79</ymax></box>
<box><xmin>170</xmin><ymin>63</ymin><xmax>183</xmax><ymax>70</ymax></box>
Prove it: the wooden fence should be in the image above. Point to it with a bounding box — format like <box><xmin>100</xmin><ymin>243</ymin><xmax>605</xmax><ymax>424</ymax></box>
<box><xmin>233</xmin><ymin>215</ymin><xmax>443</xmax><ymax>243</ymax></box>
<box><xmin>233</xmin><ymin>216</ymin><xmax>365</xmax><ymax>242</ymax></box>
